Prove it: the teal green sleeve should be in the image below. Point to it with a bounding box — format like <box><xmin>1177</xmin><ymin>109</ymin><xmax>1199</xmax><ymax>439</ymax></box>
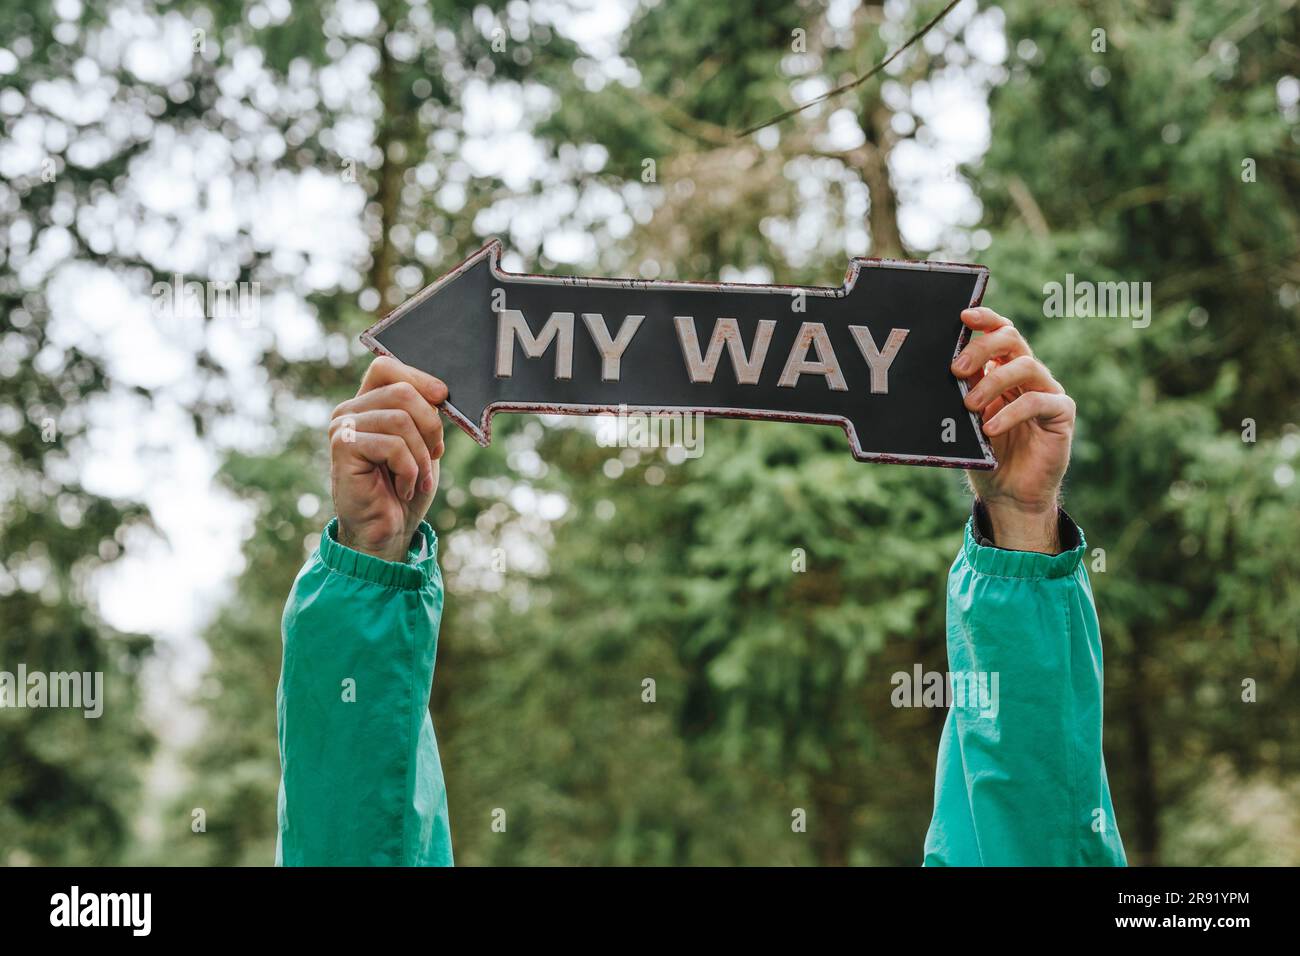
<box><xmin>276</xmin><ymin>518</ymin><xmax>453</xmax><ymax>866</ymax></box>
<box><xmin>923</xmin><ymin>517</ymin><xmax>1126</xmax><ymax>866</ymax></box>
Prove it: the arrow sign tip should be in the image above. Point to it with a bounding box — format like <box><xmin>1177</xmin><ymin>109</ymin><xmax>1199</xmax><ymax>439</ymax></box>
<box><xmin>362</xmin><ymin>240</ymin><xmax>506</xmax><ymax>447</ymax></box>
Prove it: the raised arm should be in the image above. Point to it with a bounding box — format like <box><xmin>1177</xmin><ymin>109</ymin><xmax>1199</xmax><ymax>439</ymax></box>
<box><xmin>276</xmin><ymin>358</ymin><xmax>454</xmax><ymax>866</ymax></box>
<box><xmin>923</xmin><ymin>308</ymin><xmax>1126</xmax><ymax>866</ymax></box>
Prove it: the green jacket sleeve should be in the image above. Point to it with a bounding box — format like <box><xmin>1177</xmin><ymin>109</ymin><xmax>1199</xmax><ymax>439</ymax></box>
<box><xmin>276</xmin><ymin>517</ymin><xmax>453</xmax><ymax>866</ymax></box>
<box><xmin>923</xmin><ymin>515</ymin><xmax>1126</xmax><ymax>866</ymax></box>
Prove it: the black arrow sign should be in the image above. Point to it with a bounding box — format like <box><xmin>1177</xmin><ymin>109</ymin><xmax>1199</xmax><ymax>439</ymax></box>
<box><xmin>361</xmin><ymin>239</ymin><xmax>995</xmax><ymax>469</ymax></box>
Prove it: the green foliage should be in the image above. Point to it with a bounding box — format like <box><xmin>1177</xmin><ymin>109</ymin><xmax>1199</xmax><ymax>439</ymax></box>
<box><xmin>8</xmin><ymin>0</ymin><xmax>1293</xmax><ymax>865</ymax></box>
<box><xmin>182</xmin><ymin>0</ymin><xmax>1300</xmax><ymax>867</ymax></box>
<box><xmin>0</xmin><ymin>0</ymin><xmax>162</xmax><ymax>865</ymax></box>
<box><xmin>978</xmin><ymin>0</ymin><xmax>1300</xmax><ymax>864</ymax></box>
<box><xmin>442</xmin><ymin>0</ymin><xmax>1300</xmax><ymax>865</ymax></box>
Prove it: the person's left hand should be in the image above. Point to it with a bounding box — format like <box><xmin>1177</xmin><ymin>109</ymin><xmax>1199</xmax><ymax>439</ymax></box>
<box><xmin>329</xmin><ymin>357</ymin><xmax>448</xmax><ymax>562</ymax></box>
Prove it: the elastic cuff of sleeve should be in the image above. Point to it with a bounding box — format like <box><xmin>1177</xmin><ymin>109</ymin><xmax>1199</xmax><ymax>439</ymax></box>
<box><xmin>317</xmin><ymin>517</ymin><xmax>439</xmax><ymax>591</ymax></box>
<box><xmin>961</xmin><ymin>514</ymin><xmax>1087</xmax><ymax>580</ymax></box>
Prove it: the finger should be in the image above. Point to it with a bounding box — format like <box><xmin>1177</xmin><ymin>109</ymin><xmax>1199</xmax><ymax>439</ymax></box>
<box><xmin>952</xmin><ymin>325</ymin><xmax>1031</xmax><ymax>377</ymax></box>
<box><xmin>959</xmin><ymin>307</ymin><xmax>1014</xmax><ymax>333</ymax></box>
<box><xmin>983</xmin><ymin>391</ymin><xmax>1076</xmax><ymax>437</ymax></box>
<box><xmin>332</xmin><ymin>410</ymin><xmax>432</xmax><ymax>490</ymax></box>
<box><xmin>358</xmin><ymin>356</ymin><xmax>448</xmax><ymax>405</ymax></box>
<box><xmin>332</xmin><ymin>430</ymin><xmax>421</xmax><ymax>501</ymax></box>
<box><xmin>334</xmin><ymin>382</ymin><xmax>444</xmax><ymax>455</ymax></box>
<box><xmin>964</xmin><ymin>355</ymin><xmax>1062</xmax><ymax>412</ymax></box>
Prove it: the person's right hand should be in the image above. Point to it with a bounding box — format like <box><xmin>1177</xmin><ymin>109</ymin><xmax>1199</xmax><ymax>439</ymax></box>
<box><xmin>951</xmin><ymin>307</ymin><xmax>1075</xmax><ymax>553</ymax></box>
<box><xmin>329</xmin><ymin>357</ymin><xmax>448</xmax><ymax>562</ymax></box>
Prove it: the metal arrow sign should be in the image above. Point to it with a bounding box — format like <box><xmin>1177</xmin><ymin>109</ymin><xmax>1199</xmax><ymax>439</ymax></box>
<box><xmin>361</xmin><ymin>239</ymin><xmax>995</xmax><ymax>469</ymax></box>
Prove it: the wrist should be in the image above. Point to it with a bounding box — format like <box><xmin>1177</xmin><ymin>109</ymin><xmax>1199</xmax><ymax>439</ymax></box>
<box><xmin>980</xmin><ymin>498</ymin><xmax>1061</xmax><ymax>554</ymax></box>
<box><xmin>336</xmin><ymin>519</ymin><xmax>416</xmax><ymax>564</ymax></box>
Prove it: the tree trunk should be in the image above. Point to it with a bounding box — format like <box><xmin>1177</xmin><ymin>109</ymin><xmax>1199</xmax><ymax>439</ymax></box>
<box><xmin>859</xmin><ymin>103</ymin><xmax>905</xmax><ymax>258</ymax></box>
<box><xmin>810</xmin><ymin>776</ymin><xmax>851</xmax><ymax>866</ymax></box>
<box><xmin>370</xmin><ymin>18</ymin><xmax>402</xmax><ymax>309</ymax></box>
<box><xmin>1124</xmin><ymin>637</ymin><xmax>1161</xmax><ymax>865</ymax></box>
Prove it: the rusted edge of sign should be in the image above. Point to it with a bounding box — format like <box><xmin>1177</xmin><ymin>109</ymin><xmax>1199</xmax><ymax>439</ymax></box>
<box><xmin>361</xmin><ymin>238</ymin><xmax>997</xmax><ymax>471</ymax></box>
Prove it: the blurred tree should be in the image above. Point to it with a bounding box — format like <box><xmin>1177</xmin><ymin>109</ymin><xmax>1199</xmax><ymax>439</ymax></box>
<box><xmin>169</xmin><ymin>0</ymin><xmax>581</xmax><ymax>864</ymax></box>
<box><xmin>0</xmin><ymin>0</ymin><xmax>381</xmax><ymax>863</ymax></box>
<box><xmin>440</xmin><ymin>0</ymin><xmax>1000</xmax><ymax>866</ymax></box>
<box><xmin>0</xmin><ymin>0</ymin><xmax>168</xmax><ymax>865</ymax></box>
<box><xmin>171</xmin><ymin>0</ymin><xmax>1300</xmax><ymax>869</ymax></box>
<box><xmin>971</xmin><ymin>0</ymin><xmax>1300</xmax><ymax>865</ymax></box>
<box><xmin>439</xmin><ymin>0</ymin><xmax>1300</xmax><ymax>866</ymax></box>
